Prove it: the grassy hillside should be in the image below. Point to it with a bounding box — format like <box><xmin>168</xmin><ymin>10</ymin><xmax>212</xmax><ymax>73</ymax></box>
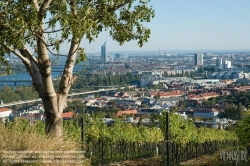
<box><xmin>0</xmin><ymin>120</ymin><xmax>90</xmax><ymax>166</ymax></box>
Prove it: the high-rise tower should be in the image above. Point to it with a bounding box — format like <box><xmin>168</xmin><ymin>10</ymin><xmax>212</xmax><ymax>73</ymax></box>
<box><xmin>222</xmin><ymin>60</ymin><xmax>231</xmax><ymax>71</ymax></box>
<box><xmin>216</xmin><ymin>58</ymin><xmax>222</xmax><ymax>69</ymax></box>
<box><xmin>194</xmin><ymin>53</ymin><xmax>203</xmax><ymax>66</ymax></box>
<box><xmin>101</xmin><ymin>41</ymin><xmax>107</xmax><ymax>63</ymax></box>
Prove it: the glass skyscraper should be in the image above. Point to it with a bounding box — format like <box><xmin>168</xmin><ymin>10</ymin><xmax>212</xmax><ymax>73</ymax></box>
<box><xmin>101</xmin><ymin>42</ymin><xmax>107</xmax><ymax>63</ymax></box>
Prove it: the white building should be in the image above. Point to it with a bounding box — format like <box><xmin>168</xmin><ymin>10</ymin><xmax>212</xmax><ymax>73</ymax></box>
<box><xmin>208</xmin><ymin>71</ymin><xmax>249</xmax><ymax>79</ymax></box>
<box><xmin>216</xmin><ymin>58</ymin><xmax>222</xmax><ymax>69</ymax></box>
<box><xmin>195</xmin><ymin>54</ymin><xmax>203</xmax><ymax>66</ymax></box>
<box><xmin>175</xmin><ymin>112</ymin><xmax>188</xmax><ymax>120</ymax></box>
<box><xmin>222</xmin><ymin>60</ymin><xmax>232</xmax><ymax>71</ymax></box>
<box><xmin>0</xmin><ymin>108</ymin><xmax>12</xmax><ymax>118</ymax></box>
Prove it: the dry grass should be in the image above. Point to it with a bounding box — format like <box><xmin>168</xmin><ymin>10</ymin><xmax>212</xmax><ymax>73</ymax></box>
<box><xmin>0</xmin><ymin>122</ymin><xmax>91</xmax><ymax>166</ymax></box>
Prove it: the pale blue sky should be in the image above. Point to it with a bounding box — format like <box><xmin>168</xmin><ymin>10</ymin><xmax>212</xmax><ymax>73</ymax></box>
<box><xmin>63</xmin><ymin>0</ymin><xmax>250</xmax><ymax>53</ymax></box>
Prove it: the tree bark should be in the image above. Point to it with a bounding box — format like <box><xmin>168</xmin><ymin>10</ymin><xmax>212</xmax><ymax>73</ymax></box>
<box><xmin>19</xmin><ymin>47</ymin><xmax>44</xmax><ymax>98</ymax></box>
<box><xmin>36</xmin><ymin>35</ymin><xmax>61</xmax><ymax>136</ymax></box>
<box><xmin>32</xmin><ymin>0</ymin><xmax>65</xmax><ymax>137</ymax></box>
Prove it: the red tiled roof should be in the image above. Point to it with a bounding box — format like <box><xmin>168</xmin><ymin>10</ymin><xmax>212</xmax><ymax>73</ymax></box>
<box><xmin>116</xmin><ymin>110</ymin><xmax>137</xmax><ymax>116</ymax></box>
<box><xmin>62</xmin><ymin>112</ymin><xmax>74</xmax><ymax>118</ymax></box>
<box><xmin>150</xmin><ymin>90</ymin><xmax>184</xmax><ymax>97</ymax></box>
<box><xmin>0</xmin><ymin>108</ymin><xmax>11</xmax><ymax>113</ymax></box>
<box><xmin>189</xmin><ymin>92</ymin><xmax>219</xmax><ymax>99</ymax></box>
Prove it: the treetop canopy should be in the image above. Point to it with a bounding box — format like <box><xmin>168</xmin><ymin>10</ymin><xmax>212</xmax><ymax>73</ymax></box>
<box><xmin>0</xmin><ymin>0</ymin><xmax>155</xmax><ymax>62</ymax></box>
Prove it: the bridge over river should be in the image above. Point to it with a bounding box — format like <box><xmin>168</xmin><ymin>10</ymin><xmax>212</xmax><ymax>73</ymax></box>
<box><xmin>0</xmin><ymin>78</ymin><xmax>32</xmax><ymax>86</ymax></box>
<box><xmin>0</xmin><ymin>73</ymin><xmax>94</xmax><ymax>86</ymax></box>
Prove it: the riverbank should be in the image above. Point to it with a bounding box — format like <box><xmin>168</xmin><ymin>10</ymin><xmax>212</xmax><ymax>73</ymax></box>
<box><xmin>0</xmin><ymin>65</ymin><xmax>84</xmax><ymax>89</ymax></box>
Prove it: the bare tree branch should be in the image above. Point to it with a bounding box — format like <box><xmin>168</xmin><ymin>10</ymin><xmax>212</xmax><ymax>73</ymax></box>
<box><xmin>30</xmin><ymin>28</ymin><xmax>67</xmax><ymax>54</ymax></box>
<box><xmin>43</xmin><ymin>28</ymin><xmax>63</xmax><ymax>33</ymax></box>
<box><xmin>58</xmin><ymin>39</ymin><xmax>79</xmax><ymax>95</ymax></box>
<box><xmin>19</xmin><ymin>48</ymin><xmax>45</xmax><ymax>99</ymax></box>
<box><xmin>122</xmin><ymin>26</ymin><xmax>137</xmax><ymax>37</ymax></box>
<box><xmin>69</xmin><ymin>0</ymin><xmax>77</xmax><ymax>15</ymax></box>
<box><xmin>39</xmin><ymin>0</ymin><xmax>53</xmax><ymax>20</ymax></box>
<box><xmin>1</xmin><ymin>44</ymin><xmax>30</xmax><ymax>65</ymax></box>
<box><xmin>113</xmin><ymin>0</ymin><xmax>132</xmax><ymax>10</ymax></box>
<box><xmin>47</xmin><ymin>48</ymin><xmax>68</xmax><ymax>57</ymax></box>
<box><xmin>23</xmin><ymin>46</ymin><xmax>39</xmax><ymax>64</ymax></box>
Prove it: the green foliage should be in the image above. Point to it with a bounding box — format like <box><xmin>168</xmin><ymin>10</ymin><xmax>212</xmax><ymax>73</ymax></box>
<box><xmin>4</xmin><ymin>114</ymin><xmax>239</xmax><ymax>150</ymax></box>
<box><xmin>72</xmin><ymin>72</ymin><xmax>140</xmax><ymax>89</ymax></box>
<box><xmin>85</xmin><ymin>118</ymin><xmax>163</xmax><ymax>143</ymax></box>
<box><xmin>0</xmin><ymin>85</ymin><xmax>38</xmax><ymax>103</ymax></box>
<box><xmin>15</xmin><ymin>86</ymin><xmax>39</xmax><ymax>100</ymax></box>
<box><xmin>217</xmin><ymin>103</ymin><xmax>245</xmax><ymax>120</ymax></box>
<box><xmin>75</xmin><ymin>48</ymin><xmax>87</xmax><ymax>65</ymax></box>
<box><xmin>32</xmin><ymin>120</ymin><xmax>45</xmax><ymax>135</ymax></box>
<box><xmin>63</xmin><ymin>120</ymin><xmax>81</xmax><ymax>142</ymax></box>
<box><xmin>6</xmin><ymin>118</ymin><xmax>31</xmax><ymax>132</ymax></box>
<box><xmin>66</xmin><ymin>99</ymin><xmax>86</xmax><ymax>114</ymax></box>
<box><xmin>235</xmin><ymin>115</ymin><xmax>250</xmax><ymax>147</ymax></box>
<box><xmin>159</xmin><ymin>111</ymin><xmax>238</xmax><ymax>146</ymax></box>
<box><xmin>215</xmin><ymin>91</ymin><xmax>250</xmax><ymax>107</ymax></box>
<box><xmin>218</xmin><ymin>106</ymin><xmax>238</xmax><ymax>120</ymax></box>
<box><xmin>4</xmin><ymin>115</ymin><xmax>163</xmax><ymax>144</ymax></box>
<box><xmin>0</xmin><ymin>85</ymin><xmax>21</xmax><ymax>103</ymax></box>
<box><xmin>0</xmin><ymin>0</ymin><xmax>155</xmax><ymax>64</ymax></box>
<box><xmin>237</xmin><ymin>103</ymin><xmax>244</xmax><ymax>120</ymax></box>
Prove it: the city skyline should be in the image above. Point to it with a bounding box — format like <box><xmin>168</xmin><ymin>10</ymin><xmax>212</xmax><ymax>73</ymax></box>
<box><xmin>59</xmin><ymin>0</ymin><xmax>250</xmax><ymax>53</ymax></box>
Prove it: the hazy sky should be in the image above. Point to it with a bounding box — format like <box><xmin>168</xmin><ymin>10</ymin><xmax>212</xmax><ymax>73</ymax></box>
<box><xmin>63</xmin><ymin>0</ymin><xmax>250</xmax><ymax>53</ymax></box>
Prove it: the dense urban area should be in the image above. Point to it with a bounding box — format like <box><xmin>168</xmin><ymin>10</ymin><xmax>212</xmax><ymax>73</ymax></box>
<box><xmin>1</xmin><ymin>50</ymin><xmax>250</xmax><ymax>122</ymax></box>
<box><xmin>1</xmin><ymin>50</ymin><xmax>250</xmax><ymax>165</ymax></box>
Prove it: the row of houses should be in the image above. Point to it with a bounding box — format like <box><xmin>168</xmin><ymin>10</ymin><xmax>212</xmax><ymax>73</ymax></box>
<box><xmin>0</xmin><ymin>107</ymin><xmax>75</xmax><ymax>123</ymax></box>
<box><xmin>1</xmin><ymin>81</ymin><xmax>249</xmax><ymax>123</ymax></box>
<box><xmin>114</xmin><ymin>107</ymin><xmax>220</xmax><ymax>119</ymax></box>
<box><xmin>208</xmin><ymin>71</ymin><xmax>249</xmax><ymax>79</ymax></box>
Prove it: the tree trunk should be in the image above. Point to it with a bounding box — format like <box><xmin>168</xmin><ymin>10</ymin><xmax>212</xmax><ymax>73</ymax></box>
<box><xmin>34</xmin><ymin>4</ymin><xmax>71</xmax><ymax>137</ymax></box>
<box><xmin>38</xmin><ymin>39</ymin><xmax>78</xmax><ymax>137</ymax></box>
<box><xmin>36</xmin><ymin>29</ymin><xmax>62</xmax><ymax>137</ymax></box>
<box><xmin>20</xmin><ymin>47</ymin><xmax>63</xmax><ymax>136</ymax></box>
<box><xmin>37</xmin><ymin>44</ymin><xmax>62</xmax><ymax>137</ymax></box>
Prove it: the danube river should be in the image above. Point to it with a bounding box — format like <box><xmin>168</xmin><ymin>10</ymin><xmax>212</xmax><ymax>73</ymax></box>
<box><xmin>0</xmin><ymin>64</ymin><xmax>84</xmax><ymax>88</ymax></box>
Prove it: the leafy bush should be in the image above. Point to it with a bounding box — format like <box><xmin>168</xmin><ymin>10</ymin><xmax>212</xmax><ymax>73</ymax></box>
<box><xmin>235</xmin><ymin>115</ymin><xmax>250</xmax><ymax>147</ymax></box>
<box><xmin>159</xmin><ymin>111</ymin><xmax>238</xmax><ymax>146</ymax></box>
